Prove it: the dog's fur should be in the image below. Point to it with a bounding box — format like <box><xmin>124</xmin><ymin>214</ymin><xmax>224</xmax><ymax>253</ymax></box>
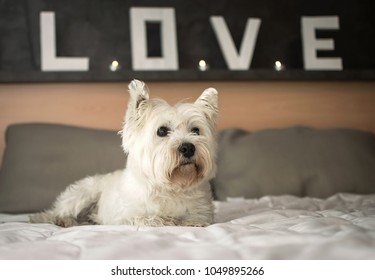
<box><xmin>30</xmin><ymin>80</ymin><xmax>218</xmax><ymax>227</ymax></box>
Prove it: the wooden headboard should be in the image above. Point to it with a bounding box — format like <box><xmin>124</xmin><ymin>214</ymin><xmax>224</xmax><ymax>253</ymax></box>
<box><xmin>1</xmin><ymin>81</ymin><xmax>375</xmax><ymax>163</ymax></box>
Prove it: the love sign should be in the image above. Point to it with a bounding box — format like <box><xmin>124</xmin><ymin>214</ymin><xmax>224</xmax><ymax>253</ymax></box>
<box><xmin>0</xmin><ymin>0</ymin><xmax>374</xmax><ymax>81</ymax></box>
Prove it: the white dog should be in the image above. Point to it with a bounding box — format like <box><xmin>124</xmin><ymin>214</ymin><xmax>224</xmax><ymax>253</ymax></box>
<box><xmin>30</xmin><ymin>80</ymin><xmax>218</xmax><ymax>227</ymax></box>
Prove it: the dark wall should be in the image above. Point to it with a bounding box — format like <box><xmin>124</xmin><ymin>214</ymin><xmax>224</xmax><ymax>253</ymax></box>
<box><xmin>0</xmin><ymin>0</ymin><xmax>374</xmax><ymax>82</ymax></box>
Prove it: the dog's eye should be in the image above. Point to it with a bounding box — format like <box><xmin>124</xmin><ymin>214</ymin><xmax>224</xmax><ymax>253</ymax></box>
<box><xmin>191</xmin><ymin>127</ymin><xmax>200</xmax><ymax>135</ymax></box>
<box><xmin>157</xmin><ymin>126</ymin><xmax>169</xmax><ymax>137</ymax></box>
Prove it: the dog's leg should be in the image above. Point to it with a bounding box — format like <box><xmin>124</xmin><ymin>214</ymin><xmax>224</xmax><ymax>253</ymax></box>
<box><xmin>178</xmin><ymin>220</ymin><xmax>211</xmax><ymax>227</ymax></box>
<box><xmin>178</xmin><ymin>200</ymin><xmax>214</xmax><ymax>227</ymax></box>
<box><xmin>131</xmin><ymin>216</ymin><xmax>178</xmax><ymax>226</ymax></box>
<box><xmin>177</xmin><ymin>213</ymin><xmax>213</xmax><ymax>227</ymax></box>
<box><xmin>30</xmin><ymin>175</ymin><xmax>103</xmax><ymax>227</ymax></box>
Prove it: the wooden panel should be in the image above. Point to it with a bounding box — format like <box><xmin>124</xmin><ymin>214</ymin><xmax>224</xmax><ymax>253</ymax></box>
<box><xmin>1</xmin><ymin>81</ymin><xmax>375</xmax><ymax>163</ymax></box>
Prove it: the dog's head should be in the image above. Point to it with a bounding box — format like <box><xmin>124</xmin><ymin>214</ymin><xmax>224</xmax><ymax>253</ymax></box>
<box><xmin>121</xmin><ymin>79</ymin><xmax>218</xmax><ymax>189</ymax></box>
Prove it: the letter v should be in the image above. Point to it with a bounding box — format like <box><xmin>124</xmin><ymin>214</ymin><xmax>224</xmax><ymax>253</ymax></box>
<box><xmin>210</xmin><ymin>16</ymin><xmax>261</xmax><ymax>70</ymax></box>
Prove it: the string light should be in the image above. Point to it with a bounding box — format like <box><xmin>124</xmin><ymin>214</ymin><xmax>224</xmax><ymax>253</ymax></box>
<box><xmin>109</xmin><ymin>60</ymin><xmax>120</xmax><ymax>71</ymax></box>
<box><xmin>198</xmin><ymin>59</ymin><xmax>209</xmax><ymax>71</ymax></box>
<box><xmin>274</xmin><ymin>60</ymin><xmax>285</xmax><ymax>71</ymax></box>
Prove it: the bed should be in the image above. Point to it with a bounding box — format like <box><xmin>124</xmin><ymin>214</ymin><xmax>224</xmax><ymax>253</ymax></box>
<box><xmin>0</xmin><ymin>123</ymin><xmax>375</xmax><ymax>260</ymax></box>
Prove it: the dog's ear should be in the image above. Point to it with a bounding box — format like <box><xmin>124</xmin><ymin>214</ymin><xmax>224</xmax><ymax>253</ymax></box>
<box><xmin>128</xmin><ymin>79</ymin><xmax>150</xmax><ymax>111</ymax></box>
<box><xmin>195</xmin><ymin>87</ymin><xmax>219</xmax><ymax>124</ymax></box>
<box><xmin>124</xmin><ymin>79</ymin><xmax>150</xmax><ymax>130</ymax></box>
<box><xmin>122</xmin><ymin>80</ymin><xmax>150</xmax><ymax>153</ymax></box>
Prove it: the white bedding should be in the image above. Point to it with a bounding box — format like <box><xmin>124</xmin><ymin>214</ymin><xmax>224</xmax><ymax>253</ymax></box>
<box><xmin>0</xmin><ymin>193</ymin><xmax>374</xmax><ymax>260</ymax></box>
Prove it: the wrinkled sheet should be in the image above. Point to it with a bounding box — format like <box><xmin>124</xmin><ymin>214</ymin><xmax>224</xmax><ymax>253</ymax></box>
<box><xmin>0</xmin><ymin>193</ymin><xmax>375</xmax><ymax>259</ymax></box>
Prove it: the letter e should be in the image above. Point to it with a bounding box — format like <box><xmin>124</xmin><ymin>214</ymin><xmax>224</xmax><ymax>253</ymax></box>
<box><xmin>301</xmin><ymin>16</ymin><xmax>343</xmax><ymax>70</ymax></box>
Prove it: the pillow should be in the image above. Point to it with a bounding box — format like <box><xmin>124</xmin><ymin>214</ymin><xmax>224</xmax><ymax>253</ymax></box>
<box><xmin>0</xmin><ymin>123</ymin><xmax>126</xmax><ymax>213</ymax></box>
<box><xmin>212</xmin><ymin>127</ymin><xmax>375</xmax><ymax>200</ymax></box>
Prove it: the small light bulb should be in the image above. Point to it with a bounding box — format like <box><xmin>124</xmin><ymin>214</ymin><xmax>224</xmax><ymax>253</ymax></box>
<box><xmin>198</xmin><ymin>60</ymin><xmax>209</xmax><ymax>71</ymax></box>
<box><xmin>109</xmin><ymin>60</ymin><xmax>120</xmax><ymax>71</ymax></box>
<box><xmin>274</xmin><ymin>60</ymin><xmax>285</xmax><ymax>71</ymax></box>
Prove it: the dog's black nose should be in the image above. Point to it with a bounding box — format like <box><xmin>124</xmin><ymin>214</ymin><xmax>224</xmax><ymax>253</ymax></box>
<box><xmin>178</xmin><ymin>143</ymin><xmax>195</xmax><ymax>158</ymax></box>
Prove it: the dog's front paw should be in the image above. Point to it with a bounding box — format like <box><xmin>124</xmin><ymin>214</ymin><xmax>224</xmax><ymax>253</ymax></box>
<box><xmin>55</xmin><ymin>216</ymin><xmax>79</xmax><ymax>227</ymax></box>
<box><xmin>178</xmin><ymin>221</ymin><xmax>211</xmax><ymax>227</ymax></box>
<box><xmin>161</xmin><ymin>216</ymin><xmax>179</xmax><ymax>226</ymax></box>
<box><xmin>132</xmin><ymin>216</ymin><xmax>178</xmax><ymax>227</ymax></box>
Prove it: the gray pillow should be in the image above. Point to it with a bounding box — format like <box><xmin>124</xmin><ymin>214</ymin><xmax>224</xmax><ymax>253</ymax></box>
<box><xmin>0</xmin><ymin>123</ymin><xmax>126</xmax><ymax>213</ymax></box>
<box><xmin>212</xmin><ymin>127</ymin><xmax>375</xmax><ymax>200</ymax></box>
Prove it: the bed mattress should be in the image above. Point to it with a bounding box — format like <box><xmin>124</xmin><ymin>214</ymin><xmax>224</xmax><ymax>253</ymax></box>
<box><xmin>1</xmin><ymin>193</ymin><xmax>374</xmax><ymax>259</ymax></box>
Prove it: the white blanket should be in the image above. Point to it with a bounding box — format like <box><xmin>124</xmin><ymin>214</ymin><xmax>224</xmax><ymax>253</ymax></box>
<box><xmin>1</xmin><ymin>193</ymin><xmax>374</xmax><ymax>259</ymax></box>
